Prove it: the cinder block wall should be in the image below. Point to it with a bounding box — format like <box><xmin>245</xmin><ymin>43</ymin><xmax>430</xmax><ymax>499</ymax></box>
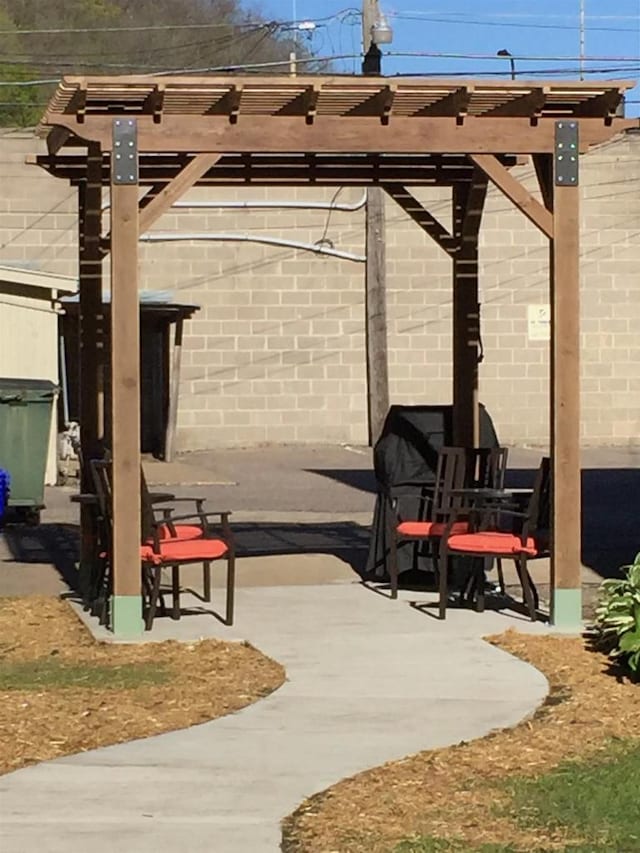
<box><xmin>2</xmin><ymin>129</ymin><xmax>640</xmax><ymax>448</ymax></box>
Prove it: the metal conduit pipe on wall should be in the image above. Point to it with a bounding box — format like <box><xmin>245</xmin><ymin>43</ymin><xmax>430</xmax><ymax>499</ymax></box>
<box><xmin>139</xmin><ymin>232</ymin><xmax>366</xmax><ymax>263</ymax></box>
<box><xmin>103</xmin><ymin>191</ymin><xmax>368</xmax><ymax>213</ymax></box>
<box><xmin>171</xmin><ymin>192</ymin><xmax>368</xmax><ymax>212</ymax></box>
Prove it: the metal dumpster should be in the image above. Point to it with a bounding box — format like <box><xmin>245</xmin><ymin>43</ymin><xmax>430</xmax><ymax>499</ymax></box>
<box><xmin>0</xmin><ymin>379</ymin><xmax>58</xmax><ymax>524</ymax></box>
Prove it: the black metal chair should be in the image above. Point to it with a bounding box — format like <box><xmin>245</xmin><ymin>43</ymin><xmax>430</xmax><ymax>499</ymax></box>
<box><xmin>90</xmin><ymin>459</ymin><xmax>236</xmax><ymax>630</ymax></box>
<box><xmin>441</xmin><ymin>457</ymin><xmax>550</xmax><ymax>621</ymax></box>
<box><xmin>388</xmin><ymin>446</ymin><xmax>510</xmax><ymax>616</ymax></box>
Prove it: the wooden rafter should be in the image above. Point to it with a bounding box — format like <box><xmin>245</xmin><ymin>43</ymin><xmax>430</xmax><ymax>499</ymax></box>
<box><xmin>484</xmin><ymin>87</ymin><xmax>547</xmax><ymax>118</ymax></box>
<box><xmin>207</xmin><ymin>84</ymin><xmax>242</xmax><ymax>121</ymax></box>
<box><xmin>66</xmin><ymin>83</ymin><xmax>88</xmax><ymax>123</ymax></box>
<box><xmin>414</xmin><ymin>86</ymin><xmax>472</xmax><ymax>119</ymax></box>
<box><xmin>42</xmin><ymin>77</ymin><xmax>636</xmax><ymax>126</ymax></box>
<box><xmin>470</xmin><ymin>154</ymin><xmax>553</xmax><ymax>238</ymax></box>
<box><xmin>347</xmin><ymin>84</ymin><xmax>396</xmax><ymax>122</ymax></box>
<box><xmin>574</xmin><ymin>86</ymin><xmax>625</xmax><ymax>120</ymax></box>
<box><xmin>143</xmin><ymin>83</ymin><xmax>165</xmax><ymax>123</ymax></box>
<box><xmin>138</xmin><ymin>153</ymin><xmax>222</xmax><ymax>235</ymax></box>
<box><xmin>34</xmin><ymin>152</ymin><xmax>508</xmax><ymax>187</ymax></box>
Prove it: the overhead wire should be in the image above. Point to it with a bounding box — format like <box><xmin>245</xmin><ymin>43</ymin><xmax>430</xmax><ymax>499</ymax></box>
<box><xmin>390</xmin><ymin>11</ymin><xmax>640</xmax><ymax>35</ymax></box>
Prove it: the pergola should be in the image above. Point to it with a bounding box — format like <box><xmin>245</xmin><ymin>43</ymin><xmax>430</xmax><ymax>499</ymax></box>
<box><xmin>33</xmin><ymin>74</ymin><xmax>638</xmax><ymax>635</ymax></box>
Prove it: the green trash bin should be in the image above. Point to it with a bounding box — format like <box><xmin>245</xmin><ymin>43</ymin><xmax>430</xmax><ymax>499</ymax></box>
<box><xmin>0</xmin><ymin>378</ymin><xmax>58</xmax><ymax>524</ymax></box>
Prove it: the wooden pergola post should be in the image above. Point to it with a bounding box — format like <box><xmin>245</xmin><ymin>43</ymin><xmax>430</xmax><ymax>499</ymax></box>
<box><xmin>77</xmin><ymin>143</ymin><xmax>104</xmax><ymax>598</ymax></box>
<box><xmin>550</xmin><ymin>123</ymin><xmax>582</xmax><ymax>628</ymax></box>
<box><xmin>451</xmin><ymin>172</ymin><xmax>488</xmax><ymax>447</ymax></box>
<box><xmin>109</xmin><ymin>119</ymin><xmax>143</xmax><ymax>636</ymax></box>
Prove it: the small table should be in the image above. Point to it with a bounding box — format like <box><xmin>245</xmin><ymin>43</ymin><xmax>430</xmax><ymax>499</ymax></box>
<box><xmin>450</xmin><ymin>487</ymin><xmax>533</xmax><ymax>501</ymax></box>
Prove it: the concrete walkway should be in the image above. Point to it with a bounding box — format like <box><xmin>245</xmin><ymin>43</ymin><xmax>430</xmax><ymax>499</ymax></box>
<box><xmin>0</xmin><ymin>582</ymin><xmax>549</xmax><ymax>853</ymax></box>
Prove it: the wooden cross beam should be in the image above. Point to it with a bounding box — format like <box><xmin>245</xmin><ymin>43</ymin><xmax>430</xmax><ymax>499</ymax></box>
<box><xmin>470</xmin><ymin>154</ymin><xmax>553</xmax><ymax>238</ymax></box>
<box><xmin>138</xmin><ymin>153</ymin><xmax>222</xmax><ymax>235</ymax></box>
<box><xmin>383</xmin><ymin>185</ymin><xmax>458</xmax><ymax>256</ymax></box>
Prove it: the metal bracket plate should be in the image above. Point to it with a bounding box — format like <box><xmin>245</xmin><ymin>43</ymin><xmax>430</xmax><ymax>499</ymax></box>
<box><xmin>112</xmin><ymin>119</ymin><xmax>138</xmax><ymax>184</ymax></box>
<box><xmin>554</xmin><ymin>121</ymin><xmax>579</xmax><ymax>186</ymax></box>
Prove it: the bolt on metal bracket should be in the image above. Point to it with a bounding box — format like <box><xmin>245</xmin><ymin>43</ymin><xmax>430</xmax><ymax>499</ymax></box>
<box><xmin>112</xmin><ymin>119</ymin><xmax>138</xmax><ymax>184</ymax></box>
<box><xmin>555</xmin><ymin>121</ymin><xmax>579</xmax><ymax>186</ymax></box>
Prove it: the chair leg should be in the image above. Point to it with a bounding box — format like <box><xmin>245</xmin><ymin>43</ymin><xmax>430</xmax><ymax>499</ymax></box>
<box><xmin>145</xmin><ymin>567</ymin><xmax>163</xmax><ymax>631</ymax></box>
<box><xmin>438</xmin><ymin>553</ymin><xmax>449</xmax><ymax>620</ymax></box>
<box><xmin>203</xmin><ymin>561</ymin><xmax>211</xmax><ymax>602</ymax></box>
<box><xmin>171</xmin><ymin>565</ymin><xmax>180</xmax><ymax>620</ymax></box>
<box><xmin>496</xmin><ymin>558</ymin><xmax>506</xmax><ymax>596</ymax></box>
<box><xmin>389</xmin><ymin>529</ymin><xmax>399</xmax><ymax>599</ymax></box>
<box><xmin>515</xmin><ymin>556</ymin><xmax>537</xmax><ymax>621</ymax></box>
<box><xmin>474</xmin><ymin>561</ymin><xmax>486</xmax><ymax>613</ymax></box>
<box><xmin>226</xmin><ymin>553</ymin><xmax>235</xmax><ymax>626</ymax></box>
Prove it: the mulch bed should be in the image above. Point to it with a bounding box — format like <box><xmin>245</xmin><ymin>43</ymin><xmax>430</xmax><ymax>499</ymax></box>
<box><xmin>283</xmin><ymin>630</ymin><xmax>640</xmax><ymax>853</ymax></box>
<box><xmin>0</xmin><ymin>596</ymin><xmax>285</xmax><ymax>775</ymax></box>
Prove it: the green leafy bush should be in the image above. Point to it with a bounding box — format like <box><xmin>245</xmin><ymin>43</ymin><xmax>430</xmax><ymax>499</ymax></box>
<box><xmin>594</xmin><ymin>552</ymin><xmax>640</xmax><ymax>675</ymax></box>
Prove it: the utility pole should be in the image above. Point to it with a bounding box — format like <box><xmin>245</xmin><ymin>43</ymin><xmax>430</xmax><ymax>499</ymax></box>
<box><xmin>362</xmin><ymin>0</ymin><xmax>382</xmax><ymax>75</ymax></box>
<box><xmin>363</xmin><ymin>0</ymin><xmax>389</xmax><ymax>444</ymax></box>
<box><xmin>579</xmin><ymin>0</ymin><xmax>586</xmax><ymax>81</ymax></box>
<box><xmin>289</xmin><ymin>0</ymin><xmax>297</xmax><ymax>76</ymax></box>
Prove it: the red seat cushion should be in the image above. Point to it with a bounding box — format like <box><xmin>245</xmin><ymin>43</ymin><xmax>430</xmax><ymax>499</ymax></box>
<box><xmin>141</xmin><ymin>537</ymin><xmax>229</xmax><ymax>565</ymax></box>
<box><xmin>397</xmin><ymin>520</ymin><xmax>469</xmax><ymax>538</ymax></box>
<box><xmin>447</xmin><ymin>531</ymin><xmax>538</xmax><ymax>557</ymax></box>
<box><xmin>157</xmin><ymin>524</ymin><xmax>203</xmax><ymax>542</ymax></box>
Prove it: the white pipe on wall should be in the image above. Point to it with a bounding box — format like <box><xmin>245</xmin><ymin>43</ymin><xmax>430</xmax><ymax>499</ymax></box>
<box><xmin>103</xmin><ymin>191</ymin><xmax>368</xmax><ymax>213</ymax></box>
<box><xmin>139</xmin><ymin>232</ymin><xmax>366</xmax><ymax>263</ymax></box>
<box><xmin>172</xmin><ymin>192</ymin><xmax>368</xmax><ymax>212</ymax></box>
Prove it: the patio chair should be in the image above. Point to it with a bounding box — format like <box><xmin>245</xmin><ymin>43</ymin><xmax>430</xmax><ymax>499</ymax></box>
<box><xmin>440</xmin><ymin>457</ymin><xmax>551</xmax><ymax>622</ymax></box>
<box><xmin>91</xmin><ymin>459</ymin><xmax>235</xmax><ymax>629</ymax></box>
<box><xmin>388</xmin><ymin>446</ymin><xmax>510</xmax><ymax>612</ymax></box>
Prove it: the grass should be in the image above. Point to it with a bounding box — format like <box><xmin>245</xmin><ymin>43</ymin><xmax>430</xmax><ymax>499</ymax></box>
<box><xmin>0</xmin><ymin>596</ymin><xmax>286</xmax><ymax>775</ymax></box>
<box><xmin>394</xmin><ymin>739</ymin><xmax>640</xmax><ymax>853</ymax></box>
<box><xmin>0</xmin><ymin>658</ymin><xmax>169</xmax><ymax>690</ymax></box>
<box><xmin>283</xmin><ymin>631</ymin><xmax>640</xmax><ymax>853</ymax></box>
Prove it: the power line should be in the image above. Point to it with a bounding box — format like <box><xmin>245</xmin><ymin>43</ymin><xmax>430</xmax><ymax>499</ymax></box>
<box><xmin>0</xmin><ymin>9</ymin><xmax>359</xmax><ymax>36</ymax></box>
<box><xmin>386</xmin><ymin>50</ymin><xmax>640</xmax><ymax>63</ymax></box>
<box><xmin>391</xmin><ymin>11</ymin><xmax>640</xmax><ymax>35</ymax></box>
<box><xmin>0</xmin><ymin>21</ymin><xmax>270</xmax><ymax>35</ymax></box>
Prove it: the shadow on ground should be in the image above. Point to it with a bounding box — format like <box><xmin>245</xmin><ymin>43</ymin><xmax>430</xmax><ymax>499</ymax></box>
<box><xmin>581</xmin><ymin>469</ymin><xmax>640</xmax><ymax>578</ymax></box>
<box><xmin>1</xmin><ymin>520</ymin><xmax>370</xmax><ymax>593</ymax></box>
<box><xmin>305</xmin><ymin>468</ymin><xmax>378</xmax><ymax>494</ymax></box>
<box><xmin>1</xmin><ymin>524</ymin><xmax>81</xmax><ymax>591</ymax></box>
<box><xmin>2</xmin><ymin>465</ymin><xmax>639</xmax><ymax>595</ymax></box>
<box><xmin>306</xmin><ymin>465</ymin><xmax>640</xmax><ymax>581</ymax></box>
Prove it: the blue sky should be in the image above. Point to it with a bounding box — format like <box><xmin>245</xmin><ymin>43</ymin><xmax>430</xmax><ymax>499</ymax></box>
<box><xmin>256</xmin><ymin>1</ymin><xmax>640</xmax><ymax>114</ymax></box>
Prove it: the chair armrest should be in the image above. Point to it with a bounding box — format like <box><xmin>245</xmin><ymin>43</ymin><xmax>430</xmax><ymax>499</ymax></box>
<box><xmin>70</xmin><ymin>493</ymin><xmax>99</xmax><ymax>505</ymax></box>
<box><xmin>155</xmin><ymin>509</ymin><xmax>232</xmax><ymax>524</ymax></box>
<box><xmin>148</xmin><ymin>492</ymin><xmax>175</xmax><ymax>504</ymax></box>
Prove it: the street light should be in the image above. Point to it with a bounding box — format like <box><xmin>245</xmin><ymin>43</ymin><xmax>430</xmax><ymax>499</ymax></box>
<box><xmin>497</xmin><ymin>48</ymin><xmax>516</xmax><ymax>81</ymax></box>
<box><xmin>362</xmin><ymin>1</ymin><xmax>393</xmax><ymax>76</ymax></box>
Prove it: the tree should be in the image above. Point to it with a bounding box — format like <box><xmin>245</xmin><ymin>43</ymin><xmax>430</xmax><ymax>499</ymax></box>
<box><xmin>0</xmin><ymin>0</ymin><xmax>321</xmax><ymax>125</ymax></box>
<box><xmin>0</xmin><ymin>4</ymin><xmax>42</xmax><ymax>126</ymax></box>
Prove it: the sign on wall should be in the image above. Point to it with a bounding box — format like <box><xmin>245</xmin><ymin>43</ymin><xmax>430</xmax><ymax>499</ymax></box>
<box><xmin>527</xmin><ymin>304</ymin><xmax>550</xmax><ymax>342</ymax></box>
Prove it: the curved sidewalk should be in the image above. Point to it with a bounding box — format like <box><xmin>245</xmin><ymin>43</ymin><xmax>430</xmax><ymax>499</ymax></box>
<box><xmin>0</xmin><ymin>583</ymin><xmax>549</xmax><ymax>853</ymax></box>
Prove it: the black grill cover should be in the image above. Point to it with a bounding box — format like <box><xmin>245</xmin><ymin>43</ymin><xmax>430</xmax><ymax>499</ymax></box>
<box><xmin>365</xmin><ymin>404</ymin><xmax>500</xmax><ymax>578</ymax></box>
